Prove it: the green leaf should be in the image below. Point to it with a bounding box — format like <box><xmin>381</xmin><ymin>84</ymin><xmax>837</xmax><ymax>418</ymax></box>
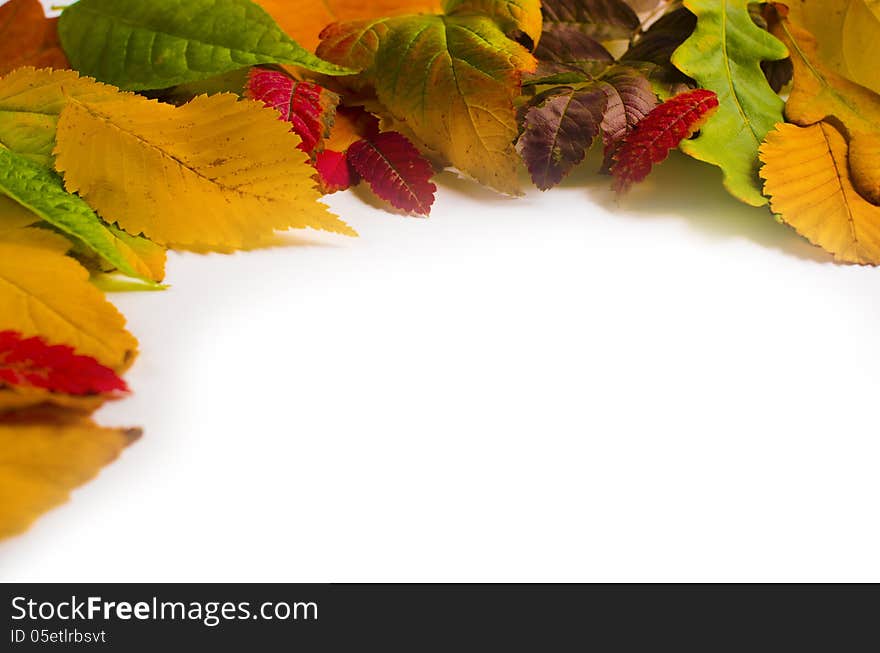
<box><xmin>0</xmin><ymin>146</ymin><xmax>151</xmax><ymax>284</ymax></box>
<box><xmin>58</xmin><ymin>0</ymin><xmax>355</xmax><ymax>91</ymax></box>
<box><xmin>670</xmin><ymin>0</ymin><xmax>788</xmax><ymax>206</ymax></box>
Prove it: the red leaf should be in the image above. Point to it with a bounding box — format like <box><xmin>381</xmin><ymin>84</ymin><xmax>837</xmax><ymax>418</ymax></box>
<box><xmin>610</xmin><ymin>89</ymin><xmax>719</xmax><ymax>193</ymax></box>
<box><xmin>314</xmin><ymin>149</ymin><xmax>357</xmax><ymax>193</ymax></box>
<box><xmin>347</xmin><ymin>132</ymin><xmax>437</xmax><ymax>216</ymax></box>
<box><xmin>0</xmin><ymin>331</ymin><xmax>128</xmax><ymax>396</ymax></box>
<box><xmin>245</xmin><ymin>68</ymin><xmax>340</xmax><ymax>154</ymax></box>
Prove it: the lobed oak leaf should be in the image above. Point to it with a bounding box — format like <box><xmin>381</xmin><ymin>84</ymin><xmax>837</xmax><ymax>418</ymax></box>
<box><xmin>245</xmin><ymin>68</ymin><xmax>340</xmax><ymax>154</ymax></box>
<box><xmin>766</xmin><ymin>4</ymin><xmax>880</xmax><ymax>206</ymax></box>
<box><xmin>0</xmin><ymin>331</ymin><xmax>127</xmax><ymax>398</ymax></box>
<box><xmin>347</xmin><ymin>132</ymin><xmax>437</xmax><ymax>215</ymax></box>
<box><xmin>0</xmin><ymin>227</ymin><xmax>138</xmax><ymax>371</ymax></box>
<box><xmin>670</xmin><ymin>0</ymin><xmax>788</xmax><ymax>207</ymax></box>
<box><xmin>0</xmin><ymin>416</ymin><xmax>140</xmax><ymax>540</ymax></box>
<box><xmin>0</xmin><ymin>0</ymin><xmax>69</xmax><ymax>77</ymax></box>
<box><xmin>317</xmin><ymin>6</ymin><xmax>538</xmax><ymax>194</ymax></box>
<box><xmin>760</xmin><ymin>122</ymin><xmax>880</xmax><ymax>265</ymax></box>
<box><xmin>52</xmin><ymin>91</ymin><xmax>356</xmax><ymax>250</ymax></box>
<box><xmin>610</xmin><ymin>88</ymin><xmax>719</xmax><ymax>193</ymax></box>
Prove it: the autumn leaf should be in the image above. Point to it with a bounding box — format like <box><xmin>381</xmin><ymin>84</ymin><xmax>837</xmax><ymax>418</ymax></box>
<box><xmin>70</xmin><ymin>225</ymin><xmax>168</xmax><ymax>285</ymax></box>
<box><xmin>611</xmin><ymin>88</ymin><xmax>719</xmax><ymax>193</ymax></box>
<box><xmin>256</xmin><ymin>0</ymin><xmax>442</xmax><ymax>53</ymax></box>
<box><xmin>0</xmin><ymin>67</ymin><xmax>123</xmax><ymax>168</ymax></box>
<box><xmin>0</xmin><ymin>194</ymin><xmax>40</xmax><ymax>232</ymax></box>
<box><xmin>0</xmin><ymin>144</ymin><xmax>155</xmax><ymax>283</ymax></box>
<box><xmin>760</xmin><ymin>122</ymin><xmax>880</xmax><ymax>266</ymax></box>
<box><xmin>517</xmin><ymin>85</ymin><xmax>608</xmax><ymax>190</ymax></box>
<box><xmin>317</xmin><ymin>3</ymin><xmax>539</xmax><ymax>194</ymax></box>
<box><xmin>541</xmin><ymin>0</ymin><xmax>640</xmax><ymax>42</ymax></box>
<box><xmin>517</xmin><ymin>66</ymin><xmax>657</xmax><ymax>189</ymax></box>
<box><xmin>53</xmin><ymin>92</ymin><xmax>356</xmax><ymax>249</ymax></box>
<box><xmin>766</xmin><ymin>4</ymin><xmax>880</xmax><ymax>206</ymax></box>
<box><xmin>57</xmin><ymin>0</ymin><xmax>354</xmax><ymax>91</ymax></box>
<box><xmin>315</xmin><ymin>150</ymin><xmax>358</xmax><ymax>193</ymax></box>
<box><xmin>444</xmin><ymin>0</ymin><xmax>544</xmax><ymax>46</ymax></box>
<box><xmin>670</xmin><ymin>0</ymin><xmax>788</xmax><ymax>207</ymax></box>
<box><xmin>0</xmin><ymin>331</ymin><xmax>127</xmax><ymax>397</ymax></box>
<box><xmin>0</xmin><ymin>417</ymin><xmax>140</xmax><ymax>540</ymax></box>
<box><xmin>348</xmin><ymin>132</ymin><xmax>437</xmax><ymax>215</ymax></box>
<box><xmin>0</xmin><ymin>227</ymin><xmax>138</xmax><ymax>371</ymax></box>
<box><xmin>245</xmin><ymin>68</ymin><xmax>340</xmax><ymax>154</ymax></box>
<box><xmin>0</xmin><ymin>0</ymin><xmax>69</xmax><ymax>76</ymax></box>
<box><xmin>621</xmin><ymin>6</ymin><xmax>695</xmax><ymax>87</ymax></box>
<box><xmin>784</xmin><ymin>0</ymin><xmax>880</xmax><ymax>95</ymax></box>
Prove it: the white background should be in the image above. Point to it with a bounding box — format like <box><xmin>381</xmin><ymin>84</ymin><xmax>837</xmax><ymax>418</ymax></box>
<box><xmin>2</xmin><ymin>0</ymin><xmax>880</xmax><ymax>582</ymax></box>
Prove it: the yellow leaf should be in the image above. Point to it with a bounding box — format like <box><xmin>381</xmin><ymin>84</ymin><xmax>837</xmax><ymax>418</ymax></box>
<box><xmin>768</xmin><ymin>6</ymin><xmax>880</xmax><ymax>205</ymax></box>
<box><xmin>73</xmin><ymin>226</ymin><xmax>167</xmax><ymax>284</ymax></box>
<box><xmin>54</xmin><ymin>93</ymin><xmax>356</xmax><ymax>250</ymax></box>
<box><xmin>0</xmin><ymin>67</ymin><xmax>122</xmax><ymax>167</ymax></box>
<box><xmin>785</xmin><ymin>0</ymin><xmax>880</xmax><ymax>94</ymax></box>
<box><xmin>760</xmin><ymin>122</ymin><xmax>880</xmax><ymax>265</ymax></box>
<box><xmin>0</xmin><ymin>388</ymin><xmax>106</xmax><ymax>416</ymax></box>
<box><xmin>0</xmin><ymin>417</ymin><xmax>140</xmax><ymax>540</ymax></box>
<box><xmin>0</xmin><ymin>194</ymin><xmax>40</xmax><ymax>232</ymax></box>
<box><xmin>0</xmin><ymin>227</ymin><xmax>138</xmax><ymax>370</ymax></box>
<box><xmin>256</xmin><ymin>0</ymin><xmax>442</xmax><ymax>52</ymax></box>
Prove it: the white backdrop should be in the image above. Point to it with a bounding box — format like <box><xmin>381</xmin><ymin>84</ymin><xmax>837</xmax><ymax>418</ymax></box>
<box><xmin>2</xmin><ymin>1</ymin><xmax>880</xmax><ymax>582</ymax></box>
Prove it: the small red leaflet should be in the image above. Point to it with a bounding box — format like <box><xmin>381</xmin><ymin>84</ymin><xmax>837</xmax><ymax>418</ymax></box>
<box><xmin>611</xmin><ymin>89</ymin><xmax>719</xmax><ymax>193</ymax></box>
<box><xmin>0</xmin><ymin>331</ymin><xmax>128</xmax><ymax>396</ymax></box>
<box><xmin>314</xmin><ymin>149</ymin><xmax>357</xmax><ymax>193</ymax></box>
<box><xmin>347</xmin><ymin>132</ymin><xmax>437</xmax><ymax>216</ymax></box>
<box><xmin>245</xmin><ymin>68</ymin><xmax>340</xmax><ymax>154</ymax></box>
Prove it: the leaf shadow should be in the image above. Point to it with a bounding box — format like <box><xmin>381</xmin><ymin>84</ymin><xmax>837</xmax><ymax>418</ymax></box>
<box><xmin>561</xmin><ymin>150</ymin><xmax>836</xmax><ymax>264</ymax></box>
<box><xmin>171</xmin><ymin>230</ymin><xmax>348</xmax><ymax>255</ymax></box>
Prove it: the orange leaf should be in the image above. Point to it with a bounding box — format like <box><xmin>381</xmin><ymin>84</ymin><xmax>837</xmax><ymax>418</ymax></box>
<box><xmin>256</xmin><ymin>0</ymin><xmax>441</xmax><ymax>52</ymax></box>
<box><xmin>0</xmin><ymin>0</ymin><xmax>69</xmax><ymax>76</ymax></box>
<box><xmin>760</xmin><ymin>122</ymin><xmax>880</xmax><ymax>265</ymax></box>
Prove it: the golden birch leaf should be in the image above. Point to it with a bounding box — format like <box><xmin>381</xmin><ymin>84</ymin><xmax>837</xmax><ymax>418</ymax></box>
<box><xmin>760</xmin><ymin>122</ymin><xmax>880</xmax><ymax>265</ymax></box>
<box><xmin>768</xmin><ymin>6</ymin><xmax>880</xmax><ymax>205</ymax></box>
<box><xmin>0</xmin><ymin>227</ymin><xmax>138</xmax><ymax>370</ymax></box>
<box><xmin>0</xmin><ymin>67</ymin><xmax>123</xmax><ymax>167</ymax></box>
<box><xmin>0</xmin><ymin>418</ymin><xmax>140</xmax><ymax>540</ymax></box>
<box><xmin>53</xmin><ymin>93</ymin><xmax>355</xmax><ymax>250</ymax></box>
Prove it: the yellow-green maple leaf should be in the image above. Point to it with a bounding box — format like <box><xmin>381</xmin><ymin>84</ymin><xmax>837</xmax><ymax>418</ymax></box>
<box><xmin>53</xmin><ymin>93</ymin><xmax>355</xmax><ymax>249</ymax></box>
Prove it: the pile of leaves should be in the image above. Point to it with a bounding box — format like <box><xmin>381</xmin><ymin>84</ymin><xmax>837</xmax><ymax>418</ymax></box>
<box><xmin>1</xmin><ymin>0</ymin><xmax>878</xmax><ymax>539</ymax></box>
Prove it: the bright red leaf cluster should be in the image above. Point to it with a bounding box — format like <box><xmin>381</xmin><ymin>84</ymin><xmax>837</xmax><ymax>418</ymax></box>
<box><xmin>0</xmin><ymin>331</ymin><xmax>128</xmax><ymax>396</ymax></box>
<box><xmin>611</xmin><ymin>89</ymin><xmax>719</xmax><ymax>193</ymax></box>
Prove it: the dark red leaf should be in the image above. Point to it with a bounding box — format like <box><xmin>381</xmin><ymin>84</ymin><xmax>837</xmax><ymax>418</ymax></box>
<box><xmin>314</xmin><ymin>149</ymin><xmax>357</xmax><ymax>193</ymax></box>
<box><xmin>245</xmin><ymin>68</ymin><xmax>340</xmax><ymax>154</ymax></box>
<box><xmin>611</xmin><ymin>89</ymin><xmax>719</xmax><ymax>193</ymax></box>
<box><xmin>0</xmin><ymin>331</ymin><xmax>128</xmax><ymax>396</ymax></box>
<box><xmin>347</xmin><ymin>132</ymin><xmax>437</xmax><ymax>216</ymax></box>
